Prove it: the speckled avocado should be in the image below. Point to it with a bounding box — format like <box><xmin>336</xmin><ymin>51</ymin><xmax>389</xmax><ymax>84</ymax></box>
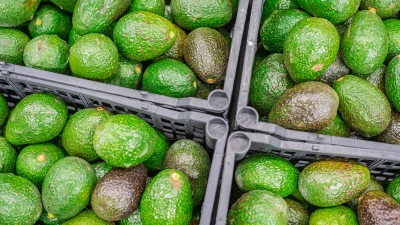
<box><xmin>0</xmin><ymin>136</ymin><xmax>17</xmax><ymax>173</ymax></box>
<box><xmin>103</xmin><ymin>58</ymin><xmax>143</xmax><ymax>89</ymax></box>
<box><xmin>0</xmin><ymin>28</ymin><xmax>30</xmax><ymax>65</ymax></box>
<box><xmin>117</xmin><ymin>209</ymin><xmax>142</xmax><ymax>225</ymax></box>
<box><xmin>143</xmin><ymin>129</ymin><xmax>170</xmax><ymax>172</ymax></box>
<box><xmin>360</xmin><ymin>0</ymin><xmax>400</xmax><ymax>18</ymax></box>
<box><xmin>91</xmin><ymin>161</ymin><xmax>114</xmax><ymax>182</ymax></box>
<box><xmin>50</xmin><ymin>0</ymin><xmax>78</xmax><ymax>13</ymax></box>
<box><xmin>127</xmin><ymin>0</ymin><xmax>165</xmax><ymax>16</ymax></box>
<box><xmin>154</xmin><ymin>24</ymin><xmax>187</xmax><ymax>62</ymax></box>
<box><xmin>316</xmin><ymin>114</ymin><xmax>351</xmax><ymax>137</ymax></box>
<box><xmin>63</xmin><ymin>209</ymin><xmax>114</xmax><ymax>225</ymax></box>
<box><xmin>0</xmin><ymin>0</ymin><xmax>41</xmax><ymax>27</ymax></box>
<box><xmin>354</xmin><ymin>64</ymin><xmax>386</xmax><ymax>93</ymax></box>
<box><xmin>358</xmin><ymin>190</ymin><xmax>400</xmax><ymax>224</ymax></box>
<box><xmin>309</xmin><ymin>205</ymin><xmax>358</xmax><ymax>225</ymax></box>
<box><xmin>348</xmin><ymin>177</ymin><xmax>384</xmax><ymax>209</ymax></box>
<box><xmin>387</xmin><ymin>175</ymin><xmax>400</xmax><ymax>204</ymax></box>
<box><xmin>67</xmin><ymin>28</ymin><xmax>81</xmax><ymax>46</ymax></box>
<box><xmin>384</xmin><ymin>19</ymin><xmax>400</xmax><ymax>63</ymax></box>
<box><xmin>284</xmin><ymin>198</ymin><xmax>309</xmax><ymax>225</ymax></box>
<box><xmin>386</xmin><ymin>55</ymin><xmax>400</xmax><ymax>112</ymax></box>
<box><xmin>261</xmin><ymin>0</ymin><xmax>300</xmax><ymax>24</ymax></box>
<box><xmin>316</xmin><ymin>53</ymin><xmax>349</xmax><ymax>86</ymax></box>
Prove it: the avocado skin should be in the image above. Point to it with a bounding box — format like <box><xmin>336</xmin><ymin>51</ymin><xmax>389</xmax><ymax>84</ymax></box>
<box><xmin>386</xmin><ymin>56</ymin><xmax>400</xmax><ymax>112</ymax></box>
<box><xmin>341</xmin><ymin>10</ymin><xmax>388</xmax><ymax>75</ymax></box>
<box><xmin>360</xmin><ymin>0</ymin><xmax>400</xmax><ymax>18</ymax></box>
<box><xmin>153</xmin><ymin>24</ymin><xmax>187</xmax><ymax>62</ymax></box>
<box><xmin>91</xmin><ymin>161</ymin><xmax>115</xmax><ymax>182</ymax></box>
<box><xmin>298</xmin><ymin>158</ymin><xmax>370</xmax><ymax>207</ymax></box>
<box><xmin>50</xmin><ymin>0</ymin><xmax>79</xmax><ymax>13</ymax></box>
<box><xmin>316</xmin><ymin>53</ymin><xmax>349</xmax><ymax>86</ymax></box>
<box><xmin>309</xmin><ymin>205</ymin><xmax>358</xmax><ymax>225</ymax></box>
<box><xmin>387</xmin><ymin>175</ymin><xmax>400</xmax><ymax>204</ymax></box>
<box><xmin>261</xmin><ymin>0</ymin><xmax>300</xmax><ymax>24</ymax></box>
<box><xmin>373</xmin><ymin>110</ymin><xmax>400</xmax><ymax>145</ymax></box>
<box><xmin>358</xmin><ymin>190</ymin><xmax>400</xmax><ymax>224</ymax></box>
<box><xmin>103</xmin><ymin>58</ymin><xmax>143</xmax><ymax>89</ymax></box>
<box><xmin>0</xmin><ymin>136</ymin><xmax>16</xmax><ymax>173</ymax></box>
<box><xmin>184</xmin><ymin>27</ymin><xmax>229</xmax><ymax>84</ymax></box>
<box><xmin>268</xmin><ymin>81</ymin><xmax>339</xmax><ymax>132</ymax></box>
<box><xmin>68</xmin><ymin>28</ymin><xmax>81</xmax><ymax>46</ymax></box>
<box><xmin>348</xmin><ymin>177</ymin><xmax>384</xmax><ymax>210</ymax></box>
<box><xmin>354</xmin><ymin>64</ymin><xmax>386</xmax><ymax>93</ymax></box>
<box><xmin>384</xmin><ymin>19</ymin><xmax>400</xmax><ymax>63</ymax></box>
<box><xmin>228</xmin><ymin>190</ymin><xmax>288</xmax><ymax>225</ymax></box>
<box><xmin>63</xmin><ymin>209</ymin><xmax>114</xmax><ymax>225</ymax></box>
<box><xmin>117</xmin><ymin>209</ymin><xmax>142</xmax><ymax>225</ymax></box>
<box><xmin>127</xmin><ymin>0</ymin><xmax>165</xmax><ymax>16</ymax></box>
<box><xmin>0</xmin><ymin>28</ymin><xmax>30</xmax><ymax>65</ymax></box>
<box><xmin>38</xmin><ymin>209</ymin><xmax>66</xmax><ymax>225</ymax></box>
<box><xmin>283</xmin><ymin>17</ymin><xmax>340</xmax><ymax>83</ymax></box>
<box><xmin>316</xmin><ymin>114</ymin><xmax>351</xmax><ymax>138</ymax></box>
<box><xmin>0</xmin><ymin>0</ymin><xmax>41</xmax><ymax>27</ymax></box>
<box><xmin>284</xmin><ymin>198</ymin><xmax>309</xmax><ymax>225</ymax></box>
<box><xmin>91</xmin><ymin>165</ymin><xmax>147</xmax><ymax>221</ymax></box>
<box><xmin>143</xmin><ymin>129</ymin><xmax>170</xmax><ymax>172</ymax></box>
<box><xmin>334</xmin><ymin>75</ymin><xmax>391</xmax><ymax>137</ymax></box>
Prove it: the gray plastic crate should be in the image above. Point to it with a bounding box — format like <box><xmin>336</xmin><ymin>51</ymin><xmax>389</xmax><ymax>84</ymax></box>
<box><xmin>0</xmin><ymin>0</ymin><xmax>249</xmax><ymax>117</ymax></box>
<box><xmin>215</xmin><ymin>131</ymin><xmax>400</xmax><ymax>225</ymax></box>
<box><xmin>231</xmin><ymin>0</ymin><xmax>400</xmax><ymax>151</ymax></box>
<box><xmin>0</xmin><ymin>67</ymin><xmax>229</xmax><ymax>225</ymax></box>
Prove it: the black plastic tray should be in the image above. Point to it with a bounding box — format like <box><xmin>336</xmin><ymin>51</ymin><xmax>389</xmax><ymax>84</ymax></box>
<box><xmin>0</xmin><ymin>66</ymin><xmax>229</xmax><ymax>225</ymax></box>
<box><xmin>231</xmin><ymin>0</ymin><xmax>400</xmax><ymax>151</ymax></box>
<box><xmin>215</xmin><ymin>131</ymin><xmax>400</xmax><ymax>225</ymax></box>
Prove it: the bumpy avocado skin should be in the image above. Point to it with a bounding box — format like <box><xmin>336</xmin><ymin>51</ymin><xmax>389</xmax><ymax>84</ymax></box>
<box><xmin>261</xmin><ymin>0</ymin><xmax>300</xmax><ymax>24</ymax></box>
<box><xmin>348</xmin><ymin>177</ymin><xmax>384</xmax><ymax>209</ymax></box>
<box><xmin>0</xmin><ymin>28</ymin><xmax>30</xmax><ymax>65</ymax></box>
<box><xmin>0</xmin><ymin>0</ymin><xmax>41</xmax><ymax>27</ymax></box>
<box><xmin>316</xmin><ymin>53</ymin><xmax>349</xmax><ymax>86</ymax></box>
<box><xmin>0</xmin><ymin>136</ymin><xmax>16</xmax><ymax>174</ymax></box>
<box><xmin>63</xmin><ymin>209</ymin><xmax>114</xmax><ymax>225</ymax></box>
<box><xmin>309</xmin><ymin>205</ymin><xmax>358</xmax><ymax>225</ymax></box>
<box><xmin>360</xmin><ymin>0</ymin><xmax>400</xmax><ymax>18</ymax></box>
<box><xmin>384</xmin><ymin>19</ymin><xmax>400</xmax><ymax>63</ymax></box>
<box><xmin>284</xmin><ymin>198</ymin><xmax>309</xmax><ymax>225</ymax></box>
<box><xmin>374</xmin><ymin>110</ymin><xmax>400</xmax><ymax>145</ymax></box>
<box><xmin>387</xmin><ymin>175</ymin><xmax>400</xmax><ymax>204</ymax></box>
<box><xmin>354</xmin><ymin>64</ymin><xmax>386</xmax><ymax>93</ymax></box>
<box><xmin>358</xmin><ymin>190</ymin><xmax>400</xmax><ymax>224</ymax></box>
<box><xmin>316</xmin><ymin>114</ymin><xmax>351</xmax><ymax>138</ymax></box>
<box><xmin>386</xmin><ymin>55</ymin><xmax>400</xmax><ymax>112</ymax></box>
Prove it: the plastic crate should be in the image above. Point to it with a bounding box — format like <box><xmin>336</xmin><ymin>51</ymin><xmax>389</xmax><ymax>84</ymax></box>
<box><xmin>215</xmin><ymin>131</ymin><xmax>400</xmax><ymax>225</ymax></box>
<box><xmin>0</xmin><ymin>67</ymin><xmax>229</xmax><ymax>225</ymax></box>
<box><xmin>230</xmin><ymin>0</ymin><xmax>400</xmax><ymax>151</ymax></box>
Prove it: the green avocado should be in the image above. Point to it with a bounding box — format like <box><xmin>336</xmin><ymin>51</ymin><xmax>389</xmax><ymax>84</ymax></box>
<box><xmin>63</xmin><ymin>209</ymin><xmax>114</xmax><ymax>225</ymax></box>
<box><xmin>316</xmin><ymin>53</ymin><xmax>349</xmax><ymax>86</ymax></box>
<box><xmin>387</xmin><ymin>175</ymin><xmax>400</xmax><ymax>203</ymax></box>
<box><xmin>316</xmin><ymin>114</ymin><xmax>351</xmax><ymax>138</ymax></box>
<box><xmin>67</xmin><ymin>28</ymin><xmax>81</xmax><ymax>47</ymax></box>
<box><xmin>91</xmin><ymin>161</ymin><xmax>114</xmax><ymax>182</ymax></box>
<box><xmin>309</xmin><ymin>205</ymin><xmax>358</xmax><ymax>225</ymax></box>
<box><xmin>0</xmin><ymin>28</ymin><xmax>30</xmax><ymax>65</ymax></box>
<box><xmin>153</xmin><ymin>24</ymin><xmax>187</xmax><ymax>62</ymax></box>
<box><xmin>50</xmin><ymin>0</ymin><xmax>79</xmax><ymax>13</ymax></box>
<box><xmin>384</xmin><ymin>19</ymin><xmax>400</xmax><ymax>63</ymax></box>
<box><xmin>348</xmin><ymin>177</ymin><xmax>384</xmax><ymax>209</ymax></box>
<box><xmin>37</xmin><ymin>209</ymin><xmax>66</xmax><ymax>225</ymax></box>
<box><xmin>354</xmin><ymin>64</ymin><xmax>386</xmax><ymax>93</ymax></box>
<box><xmin>360</xmin><ymin>0</ymin><xmax>400</xmax><ymax>18</ymax></box>
<box><xmin>0</xmin><ymin>136</ymin><xmax>16</xmax><ymax>173</ymax></box>
<box><xmin>117</xmin><ymin>209</ymin><xmax>142</xmax><ymax>225</ymax></box>
<box><xmin>143</xmin><ymin>129</ymin><xmax>170</xmax><ymax>172</ymax></box>
<box><xmin>0</xmin><ymin>0</ymin><xmax>41</xmax><ymax>27</ymax></box>
<box><xmin>127</xmin><ymin>0</ymin><xmax>165</xmax><ymax>16</ymax></box>
<box><xmin>103</xmin><ymin>58</ymin><xmax>143</xmax><ymax>89</ymax></box>
<box><xmin>358</xmin><ymin>190</ymin><xmax>400</xmax><ymax>224</ymax></box>
<box><xmin>0</xmin><ymin>94</ymin><xmax>8</xmax><ymax>126</ymax></box>
<box><xmin>195</xmin><ymin>78</ymin><xmax>222</xmax><ymax>100</ymax></box>
<box><xmin>374</xmin><ymin>110</ymin><xmax>400</xmax><ymax>145</ymax></box>
<box><xmin>261</xmin><ymin>0</ymin><xmax>300</xmax><ymax>25</ymax></box>
<box><xmin>386</xmin><ymin>55</ymin><xmax>400</xmax><ymax>112</ymax></box>
<box><xmin>284</xmin><ymin>198</ymin><xmax>310</xmax><ymax>225</ymax></box>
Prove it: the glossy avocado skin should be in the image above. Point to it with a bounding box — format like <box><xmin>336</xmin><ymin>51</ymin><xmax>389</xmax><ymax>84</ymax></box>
<box><xmin>384</xmin><ymin>19</ymin><xmax>400</xmax><ymax>64</ymax></box>
<box><xmin>268</xmin><ymin>81</ymin><xmax>339</xmax><ymax>132</ymax></box>
<box><xmin>38</xmin><ymin>209</ymin><xmax>66</xmax><ymax>225</ymax></box>
<box><xmin>334</xmin><ymin>75</ymin><xmax>391</xmax><ymax>137</ymax></box>
<box><xmin>154</xmin><ymin>24</ymin><xmax>187</xmax><ymax>62</ymax></box>
<box><xmin>354</xmin><ymin>64</ymin><xmax>386</xmax><ymax>93</ymax></box>
<box><xmin>143</xmin><ymin>129</ymin><xmax>170</xmax><ymax>172</ymax></box>
<box><xmin>104</xmin><ymin>58</ymin><xmax>143</xmax><ymax>89</ymax></box>
<box><xmin>0</xmin><ymin>28</ymin><xmax>30</xmax><ymax>65</ymax></box>
<box><xmin>91</xmin><ymin>161</ymin><xmax>115</xmax><ymax>182</ymax></box>
<box><xmin>360</xmin><ymin>0</ymin><xmax>400</xmax><ymax>18</ymax></box>
<box><xmin>68</xmin><ymin>28</ymin><xmax>81</xmax><ymax>46</ymax></box>
<box><xmin>0</xmin><ymin>137</ymin><xmax>16</xmax><ymax>174</ymax></box>
<box><xmin>261</xmin><ymin>0</ymin><xmax>300</xmax><ymax>24</ymax></box>
<box><xmin>387</xmin><ymin>175</ymin><xmax>400</xmax><ymax>204</ymax></box>
<box><xmin>0</xmin><ymin>0</ymin><xmax>41</xmax><ymax>27</ymax></box>
<box><xmin>50</xmin><ymin>0</ymin><xmax>79</xmax><ymax>13</ymax></box>
<box><xmin>341</xmin><ymin>10</ymin><xmax>388</xmax><ymax>75</ymax></box>
<box><xmin>316</xmin><ymin>53</ymin><xmax>349</xmax><ymax>86</ymax></box>
<box><xmin>316</xmin><ymin>114</ymin><xmax>351</xmax><ymax>138</ymax></box>
<box><xmin>283</xmin><ymin>17</ymin><xmax>340</xmax><ymax>83</ymax></box>
<box><xmin>309</xmin><ymin>205</ymin><xmax>358</xmax><ymax>225</ymax></box>
<box><xmin>284</xmin><ymin>198</ymin><xmax>309</xmax><ymax>225</ymax></box>
<box><xmin>117</xmin><ymin>209</ymin><xmax>142</xmax><ymax>225</ymax></box>
<box><xmin>374</xmin><ymin>110</ymin><xmax>400</xmax><ymax>145</ymax></box>
<box><xmin>348</xmin><ymin>177</ymin><xmax>384</xmax><ymax>209</ymax></box>
<box><xmin>386</xmin><ymin>56</ymin><xmax>400</xmax><ymax>112</ymax></box>
<box><xmin>358</xmin><ymin>190</ymin><xmax>400</xmax><ymax>224</ymax></box>
<box><xmin>298</xmin><ymin>158</ymin><xmax>370</xmax><ymax>207</ymax></box>
<box><xmin>63</xmin><ymin>209</ymin><xmax>114</xmax><ymax>225</ymax></box>
<box><xmin>127</xmin><ymin>0</ymin><xmax>165</xmax><ymax>16</ymax></box>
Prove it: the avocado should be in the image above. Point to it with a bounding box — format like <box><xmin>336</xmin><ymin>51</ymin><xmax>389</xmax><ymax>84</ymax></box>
<box><xmin>387</xmin><ymin>176</ymin><xmax>400</xmax><ymax>203</ymax></box>
<box><xmin>127</xmin><ymin>0</ymin><xmax>165</xmax><ymax>16</ymax></box>
<box><xmin>102</xmin><ymin>21</ymin><xmax>117</xmax><ymax>41</ymax></box>
<box><xmin>261</xmin><ymin>0</ymin><xmax>300</xmax><ymax>24</ymax></box>
<box><xmin>249</xmin><ymin>53</ymin><xmax>295</xmax><ymax>116</ymax></box>
<box><xmin>235</xmin><ymin>153</ymin><xmax>299</xmax><ymax>197</ymax></box>
<box><xmin>184</xmin><ymin>27</ymin><xmax>229</xmax><ymax>84</ymax></box>
<box><xmin>153</xmin><ymin>24</ymin><xmax>187</xmax><ymax>62</ymax></box>
<box><xmin>384</xmin><ymin>19</ymin><xmax>400</xmax><ymax>63</ymax></box>
<box><xmin>253</xmin><ymin>46</ymin><xmax>269</xmax><ymax>69</ymax></box>
<box><xmin>283</xmin><ymin>17</ymin><xmax>340</xmax><ymax>83</ymax></box>
<box><xmin>170</xmin><ymin>0</ymin><xmax>232</xmax><ymax>30</ymax></box>
<box><xmin>63</xmin><ymin>209</ymin><xmax>114</xmax><ymax>225</ymax></box>
<box><xmin>316</xmin><ymin>53</ymin><xmax>349</xmax><ymax>86</ymax></box>
<box><xmin>140</xmin><ymin>169</ymin><xmax>193</xmax><ymax>225</ymax></box>
<box><xmin>386</xmin><ymin>55</ymin><xmax>400</xmax><ymax>112</ymax></box>
<box><xmin>143</xmin><ymin>129</ymin><xmax>170</xmax><ymax>171</ymax></box>
<box><xmin>117</xmin><ymin>209</ymin><xmax>142</xmax><ymax>225</ymax></box>
<box><xmin>354</xmin><ymin>64</ymin><xmax>386</xmax><ymax>93</ymax></box>
<box><xmin>0</xmin><ymin>0</ymin><xmax>41</xmax><ymax>27</ymax></box>
<box><xmin>91</xmin><ymin>165</ymin><xmax>147</xmax><ymax>221</ymax></box>
<box><xmin>316</xmin><ymin>114</ymin><xmax>351</xmax><ymax>138</ymax></box>
<box><xmin>28</xmin><ymin>4</ymin><xmax>72</xmax><ymax>41</ymax></box>
<box><xmin>163</xmin><ymin>139</ymin><xmax>211</xmax><ymax>207</ymax></box>
<box><xmin>50</xmin><ymin>0</ymin><xmax>78</xmax><ymax>13</ymax></box>
<box><xmin>42</xmin><ymin>157</ymin><xmax>96</xmax><ymax>220</ymax></box>
<box><xmin>190</xmin><ymin>207</ymin><xmax>201</xmax><ymax>225</ymax></box>
<box><xmin>0</xmin><ymin>28</ymin><xmax>30</xmax><ymax>65</ymax></box>
<box><xmin>142</xmin><ymin>58</ymin><xmax>197</xmax><ymax>98</ymax></box>
<box><xmin>335</xmin><ymin>16</ymin><xmax>354</xmax><ymax>37</ymax></box>
<box><xmin>334</xmin><ymin>75</ymin><xmax>391</xmax><ymax>137</ymax></box>
<box><xmin>341</xmin><ymin>9</ymin><xmax>388</xmax><ymax>74</ymax></box>
<box><xmin>5</xmin><ymin>93</ymin><xmax>68</xmax><ymax>145</ymax></box>
<box><xmin>348</xmin><ymin>177</ymin><xmax>384</xmax><ymax>209</ymax></box>
<box><xmin>358</xmin><ymin>190</ymin><xmax>400</xmax><ymax>224</ymax></box>
<box><xmin>16</xmin><ymin>143</ymin><xmax>65</xmax><ymax>188</ymax></box>
<box><xmin>0</xmin><ymin>136</ymin><xmax>16</xmax><ymax>173</ymax></box>
<box><xmin>164</xmin><ymin>4</ymin><xmax>174</xmax><ymax>23</ymax></box>
<box><xmin>309</xmin><ymin>205</ymin><xmax>358</xmax><ymax>225</ymax></box>
<box><xmin>284</xmin><ymin>198</ymin><xmax>310</xmax><ymax>225</ymax></box>
<box><xmin>91</xmin><ymin>161</ymin><xmax>115</xmax><ymax>182</ymax></box>
<box><xmin>289</xmin><ymin>188</ymin><xmax>311</xmax><ymax>208</ymax></box>
<box><xmin>103</xmin><ymin>58</ymin><xmax>143</xmax><ymax>89</ymax></box>
<box><xmin>217</xmin><ymin>28</ymin><xmax>232</xmax><ymax>47</ymax></box>
<box><xmin>298</xmin><ymin>158</ymin><xmax>370</xmax><ymax>207</ymax></box>
<box><xmin>375</xmin><ymin>110</ymin><xmax>400</xmax><ymax>145</ymax></box>
<box><xmin>268</xmin><ymin>81</ymin><xmax>339</xmax><ymax>132</ymax></box>
<box><xmin>260</xmin><ymin>9</ymin><xmax>309</xmax><ymax>53</ymax></box>
<box><xmin>195</xmin><ymin>78</ymin><xmax>222</xmax><ymax>100</ymax></box>
<box><xmin>23</xmin><ymin>34</ymin><xmax>69</xmax><ymax>73</ymax></box>
<box><xmin>93</xmin><ymin>114</ymin><xmax>157</xmax><ymax>168</ymax></box>
<box><xmin>228</xmin><ymin>190</ymin><xmax>288</xmax><ymax>225</ymax></box>
<box><xmin>62</xmin><ymin>107</ymin><xmax>113</xmax><ymax>162</ymax></box>
<box><xmin>114</xmin><ymin>11</ymin><xmax>177</xmax><ymax>61</ymax></box>
<box><xmin>37</xmin><ymin>209</ymin><xmax>65</xmax><ymax>225</ymax></box>
<box><xmin>360</xmin><ymin>0</ymin><xmax>400</xmax><ymax>18</ymax></box>
<box><xmin>67</xmin><ymin>28</ymin><xmax>81</xmax><ymax>46</ymax></box>
<box><xmin>72</xmin><ymin>0</ymin><xmax>130</xmax><ymax>35</ymax></box>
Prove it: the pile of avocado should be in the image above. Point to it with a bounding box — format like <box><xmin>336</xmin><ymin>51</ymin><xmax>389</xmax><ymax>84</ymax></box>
<box><xmin>227</xmin><ymin>153</ymin><xmax>400</xmax><ymax>224</ymax></box>
<box><xmin>0</xmin><ymin>0</ymin><xmax>238</xmax><ymax>100</ymax></box>
<box><xmin>0</xmin><ymin>92</ymin><xmax>212</xmax><ymax>225</ymax></box>
<box><xmin>251</xmin><ymin>0</ymin><xmax>400</xmax><ymax>144</ymax></box>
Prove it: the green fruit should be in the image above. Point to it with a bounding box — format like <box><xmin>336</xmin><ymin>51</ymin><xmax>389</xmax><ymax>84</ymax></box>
<box><xmin>113</xmin><ymin>11</ymin><xmax>177</xmax><ymax>61</ymax></box>
<box><xmin>164</xmin><ymin>5</ymin><xmax>174</xmax><ymax>23</ymax></box>
<box><xmin>284</xmin><ymin>198</ymin><xmax>309</xmax><ymax>225</ymax></box>
<box><xmin>261</xmin><ymin>0</ymin><xmax>300</xmax><ymax>24</ymax></box>
<box><xmin>195</xmin><ymin>78</ymin><xmax>222</xmax><ymax>100</ymax></box>
<box><xmin>5</xmin><ymin>93</ymin><xmax>68</xmax><ymax>145</ymax></box>
<box><xmin>0</xmin><ymin>136</ymin><xmax>17</xmax><ymax>173</ymax></box>
<box><xmin>67</xmin><ymin>28</ymin><xmax>81</xmax><ymax>46</ymax></box>
<box><xmin>91</xmin><ymin>161</ymin><xmax>114</xmax><ymax>182</ymax></box>
<box><xmin>217</xmin><ymin>28</ymin><xmax>232</xmax><ymax>47</ymax></box>
<box><xmin>154</xmin><ymin>24</ymin><xmax>187</xmax><ymax>62</ymax></box>
<box><xmin>50</xmin><ymin>0</ymin><xmax>79</xmax><ymax>13</ymax></box>
<box><xmin>140</xmin><ymin>169</ymin><xmax>193</xmax><ymax>225</ymax></box>
<box><xmin>358</xmin><ymin>190</ymin><xmax>400</xmax><ymax>224</ymax></box>
<box><xmin>354</xmin><ymin>64</ymin><xmax>386</xmax><ymax>93</ymax></box>
<box><xmin>103</xmin><ymin>58</ymin><xmax>143</xmax><ymax>89</ymax></box>
<box><xmin>62</xmin><ymin>107</ymin><xmax>113</xmax><ymax>162</ymax></box>
<box><xmin>234</xmin><ymin>153</ymin><xmax>299</xmax><ymax>197</ymax></box>
<box><xmin>127</xmin><ymin>0</ymin><xmax>165</xmax><ymax>16</ymax></box>
<box><xmin>42</xmin><ymin>157</ymin><xmax>96</xmax><ymax>220</ymax></box>
<box><xmin>386</xmin><ymin>55</ymin><xmax>400</xmax><ymax>112</ymax></box>
<box><xmin>374</xmin><ymin>110</ymin><xmax>400</xmax><ymax>144</ymax></box>
<box><xmin>143</xmin><ymin>129</ymin><xmax>170</xmax><ymax>171</ymax></box>
<box><xmin>334</xmin><ymin>75</ymin><xmax>391</xmax><ymax>137</ymax></box>
<box><xmin>298</xmin><ymin>158</ymin><xmax>370</xmax><ymax>207</ymax></box>
<box><xmin>63</xmin><ymin>209</ymin><xmax>114</xmax><ymax>225</ymax></box>
<box><xmin>387</xmin><ymin>175</ymin><xmax>400</xmax><ymax>204</ymax></box>
<box><xmin>16</xmin><ymin>143</ymin><xmax>65</xmax><ymax>188</ymax></box>
<box><xmin>316</xmin><ymin>53</ymin><xmax>349</xmax><ymax>86</ymax></box>
<box><xmin>283</xmin><ymin>17</ymin><xmax>340</xmax><ymax>83</ymax></box>
<box><xmin>37</xmin><ymin>209</ymin><xmax>65</xmax><ymax>225</ymax></box>
<box><xmin>384</xmin><ymin>19</ymin><xmax>400</xmax><ymax>63</ymax></box>
<box><xmin>142</xmin><ymin>58</ymin><xmax>197</xmax><ymax>98</ymax></box>
<box><xmin>70</xmin><ymin>33</ymin><xmax>119</xmax><ymax>80</ymax></box>
<box><xmin>0</xmin><ymin>28</ymin><xmax>30</xmax><ymax>65</ymax></box>
<box><xmin>23</xmin><ymin>34</ymin><xmax>69</xmax><ymax>73</ymax></box>
<box><xmin>0</xmin><ymin>173</ymin><xmax>42</xmax><ymax>225</ymax></box>
<box><xmin>117</xmin><ymin>209</ymin><xmax>142</xmax><ymax>225</ymax></box>
<box><xmin>93</xmin><ymin>114</ymin><xmax>157</xmax><ymax>168</ymax></box>
<box><xmin>360</xmin><ymin>0</ymin><xmax>400</xmax><ymax>18</ymax></box>
<box><xmin>309</xmin><ymin>205</ymin><xmax>358</xmax><ymax>225</ymax></box>
<box><xmin>348</xmin><ymin>177</ymin><xmax>384</xmax><ymax>209</ymax></box>
<box><xmin>316</xmin><ymin>114</ymin><xmax>351</xmax><ymax>138</ymax></box>
<box><xmin>0</xmin><ymin>0</ymin><xmax>41</xmax><ymax>27</ymax></box>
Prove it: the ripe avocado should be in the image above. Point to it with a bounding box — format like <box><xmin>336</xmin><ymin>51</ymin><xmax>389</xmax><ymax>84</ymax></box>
<box><xmin>42</xmin><ymin>157</ymin><xmax>96</xmax><ymax>220</ymax></box>
<box><xmin>23</xmin><ymin>34</ymin><xmax>69</xmax><ymax>73</ymax></box>
<box><xmin>354</xmin><ymin>64</ymin><xmax>386</xmax><ymax>93</ymax></box>
<box><xmin>384</xmin><ymin>19</ymin><xmax>400</xmax><ymax>63</ymax></box>
<box><xmin>142</xmin><ymin>58</ymin><xmax>197</xmax><ymax>98</ymax></box>
<box><xmin>153</xmin><ymin>24</ymin><xmax>187</xmax><ymax>62</ymax></box>
<box><xmin>72</xmin><ymin>0</ymin><xmax>130</xmax><ymax>35</ymax></box>
<box><xmin>316</xmin><ymin>53</ymin><xmax>349</xmax><ymax>86</ymax></box>
<box><xmin>284</xmin><ymin>198</ymin><xmax>309</xmax><ymax>225</ymax></box>
<box><xmin>283</xmin><ymin>17</ymin><xmax>340</xmax><ymax>83</ymax></box>
<box><xmin>62</xmin><ymin>107</ymin><xmax>113</xmax><ymax>162</ymax></box>
<box><xmin>341</xmin><ymin>9</ymin><xmax>388</xmax><ymax>74</ymax></box>
<box><xmin>63</xmin><ymin>209</ymin><xmax>114</xmax><ymax>225</ymax></box>
<box><xmin>228</xmin><ymin>190</ymin><xmax>288</xmax><ymax>225</ymax></box>
<box><xmin>234</xmin><ymin>153</ymin><xmax>299</xmax><ymax>197</ymax></box>
<box><xmin>5</xmin><ymin>93</ymin><xmax>68</xmax><ymax>145</ymax></box>
<box><xmin>374</xmin><ymin>110</ymin><xmax>400</xmax><ymax>145</ymax></box>
<box><xmin>0</xmin><ymin>28</ymin><xmax>30</xmax><ymax>65</ymax></box>
<box><xmin>140</xmin><ymin>169</ymin><xmax>193</xmax><ymax>225</ymax></box>
<box><xmin>28</xmin><ymin>4</ymin><xmax>72</xmax><ymax>40</ymax></box>
<box><xmin>127</xmin><ymin>0</ymin><xmax>165</xmax><ymax>16</ymax></box>
<box><xmin>113</xmin><ymin>11</ymin><xmax>177</xmax><ymax>61</ymax></box>
<box><xmin>348</xmin><ymin>177</ymin><xmax>384</xmax><ymax>209</ymax></box>
<box><xmin>358</xmin><ymin>190</ymin><xmax>400</xmax><ymax>224</ymax></box>
<box><xmin>184</xmin><ymin>27</ymin><xmax>229</xmax><ymax>84</ymax></box>
<box><xmin>261</xmin><ymin>0</ymin><xmax>300</xmax><ymax>24</ymax></box>
<box><xmin>91</xmin><ymin>165</ymin><xmax>147</xmax><ymax>221</ymax></box>
<box><xmin>91</xmin><ymin>161</ymin><xmax>114</xmax><ymax>182</ymax></box>
<box><xmin>360</xmin><ymin>0</ymin><xmax>400</xmax><ymax>18</ymax></box>
<box><xmin>50</xmin><ymin>0</ymin><xmax>79</xmax><ymax>13</ymax></box>
<box><xmin>268</xmin><ymin>81</ymin><xmax>339</xmax><ymax>132</ymax></box>
<box><xmin>298</xmin><ymin>158</ymin><xmax>370</xmax><ymax>207</ymax></box>
<box><xmin>117</xmin><ymin>209</ymin><xmax>142</xmax><ymax>225</ymax></box>
<box><xmin>170</xmin><ymin>0</ymin><xmax>232</xmax><ymax>31</ymax></box>
<box><xmin>334</xmin><ymin>75</ymin><xmax>391</xmax><ymax>137</ymax></box>
<box><xmin>249</xmin><ymin>53</ymin><xmax>295</xmax><ymax>116</ymax></box>
<box><xmin>0</xmin><ymin>136</ymin><xmax>17</xmax><ymax>173</ymax></box>
<box><xmin>143</xmin><ymin>129</ymin><xmax>170</xmax><ymax>171</ymax></box>
<box><xmin>163</xmin><ymin>139</ymin><xmax>211</xmax><ymax>207</ymax></box>
<box><xmin>309</xmin><ymin>205</ymin><xmax>358</xmax><ymax>225</ymax></box>
<box><xmin>0</xmin><ymin>174</ymin><xmax>42</xmax><ymax>225</ymax></box>
<box><xmin>316</xmin><ymin>114</ymin><xmax>351</xmax><ymax>138</ymax></box>
<box><xmin>387</xmin><ymin>176</ymin><xmax>400</xmax><ymax>204</ymax></box>
<box><xmin>103</xmin><ymin>58</ymin><xmax>143</xmax><ymax>89</ymax></box>
<box><xmin>0</xmin><ymin>0</ymin><xmax>41</xmax><ymax>27</ymax></box>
